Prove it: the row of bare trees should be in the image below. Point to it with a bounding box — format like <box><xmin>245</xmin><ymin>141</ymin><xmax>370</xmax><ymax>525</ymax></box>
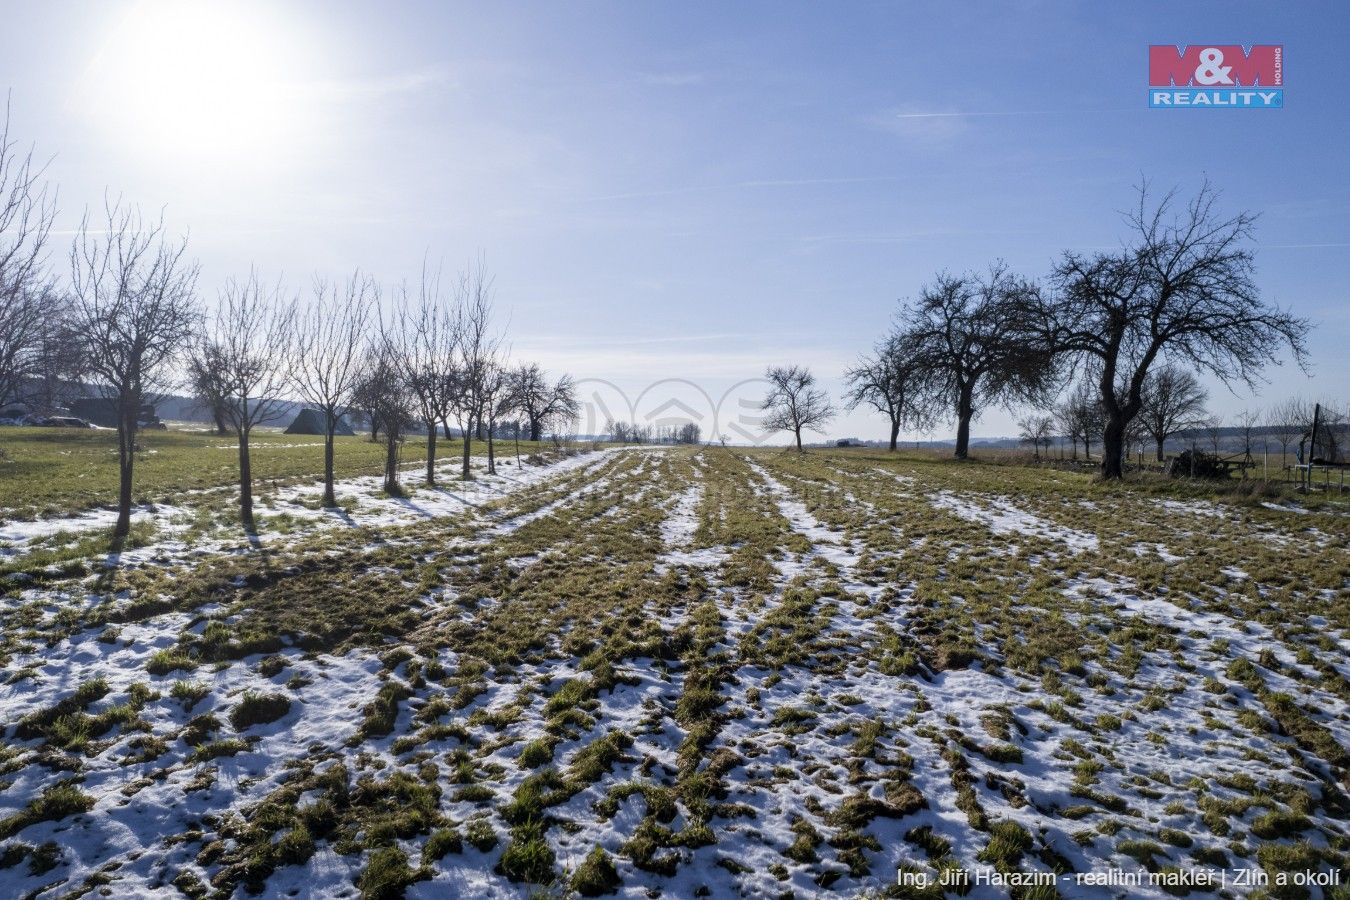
<box><xmin>0</xmin><ymin>108</ymin><xmax>578</xmax><ymax>536</ymax></box>
<box><xmin>1044</xmin><ymin>364</ymin><xmax>1210</xmax><ymax>463</ymax></box>
<box><xmin>184</xmin><ymin>259</ymin><xmax>579</xmax><ymax>528</ymax></box>
<box><xmin>605</xmin><ymin>420</ymin><xmax>702</xmax><ymax>445</ymax></box>
<box><xmin>829</xmin><ymin>181</ymin><xmax>1310</xmax><ymax>479</ymax></box>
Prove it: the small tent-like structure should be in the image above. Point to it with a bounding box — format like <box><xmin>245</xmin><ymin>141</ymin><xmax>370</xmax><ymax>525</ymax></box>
<box><xmin>285</xmin><ymin>408</ymin><xmax>355</xmax><ymax>436</ymax></box>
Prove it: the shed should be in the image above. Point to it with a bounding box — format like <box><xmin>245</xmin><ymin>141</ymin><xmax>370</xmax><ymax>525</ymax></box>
<box><xmin>285</xmin><ymin>408</ymin><xmax>355</xmax><ymax>436</ymax></box>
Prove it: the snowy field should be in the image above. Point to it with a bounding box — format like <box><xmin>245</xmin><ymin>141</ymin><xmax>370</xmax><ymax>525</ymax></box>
<box><xmin>0</xmin><ymin>446</ymin><xmax>1347</xmax><ymax>899</ymax></box>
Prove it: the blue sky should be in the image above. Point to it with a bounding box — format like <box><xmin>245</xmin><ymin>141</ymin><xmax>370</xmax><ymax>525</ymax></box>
<box><xmin>1</xmin><ymin>1</ymin><xmax>1345</xmax><ymax>442</ymax></box>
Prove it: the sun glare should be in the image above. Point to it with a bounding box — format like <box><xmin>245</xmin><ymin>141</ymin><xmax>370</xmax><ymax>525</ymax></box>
<box><xmin>82</xmin><ymin>0</ymin><xmax>314</xmax><ymax>168</ymax></box>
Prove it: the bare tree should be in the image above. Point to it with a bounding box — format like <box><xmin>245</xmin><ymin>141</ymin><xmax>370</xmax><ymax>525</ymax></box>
<box><xmin>185</xmin><ymin>341</ymin><xmax>232</xmax><ymax>435</ymax></box>
<box><xmin>350</xmin><ymin>361</ymin><xmax>384</xmax><ymax>443</ymax></box>
<box><xmin>1203</xmin><ymin>415</ymin><xmax>1224</xmax><ymax>454</ymax></box>
<box><xmin>1055</xmin><ymin>391</ymin><xmax>1082</xmax><ymax>460</ymax></box>
<box><xmin>510</xmin><ymin>362</ymin><xmax>578</xmax><ymax>443</ymax></box>
<box><xmin>0</xmin><ymin>99</ymin><xmax>56</xmax><ymax>408</ymax></box>
<box><xmin>389</xmin><ymin>265</ymin><xmax>459</xmax><ymax>487</ymax></box>
<box><xmin>1030</xmin><ymin>182</ymin><xmax>1309</xmax><ymax>479</ymax></box>
<box><xmin>293</xmin><ymin>272</ymin><xmax>375</xmax><ymax>505</ymax></box>
<box><xmin>761</xmin><ymin>365</ymin><xmax>835</xmax><ymax>451</ymax></box>
<box><xmin>0</xmin><ymin>286</ymin><xmax>48</xmax><ymax>409</ymax></box>
<box><xmin>1018</xmin><ymin>413</ymin><xmax>1055</xmax><ymax>460</ymax></box>
<box><xmin>1235</xmin><ymin>407</ymin><xmax>1263</xmax><ymax>474</ymax></box>
<box><xmin>1077</xmin><ymin>382</ymin><xmax>1108</xmax><ymax>460</ymax></box>
<box><xmin>1054</xmin><ymin>400</ymin><xmax>1081</xmax><ymax>460</ymax></box>
<box><xmin>1266</xmin><ymin>397</ymin><xmax>1310</xmax><ymax>469</ymax></box>
<box><xmin>449</xmin><ymin>260</ymin><xmax>501</xmax><ymax>480</ymax></box>
<box><xmin>363</xmin><ymin>343</ymin><xmax>415</xmax><ymax>494</ymax></box>
<box><xmin>70</xmin><ymin>199</ymin><xmax>199</xmax><ymax>537</ymax></box>
<box><xmin>544</xmin><ymin>376</ymin><xmax>579</xmax><ymax>442</ymax></box>
<box><xmin>480</xmin><ymin>358</ymin><xmax>511</xmax><ymax>474</ymax></box>
<box><xmin>905</xmin><ymin>264</ymin><xmax>1054</xmax><ymax>459</ymax></box>
<box><xmin>1054</xmin><ymin>378</ymin><xmax>1108</xmax><ymax>461</ymax></box>
<box><xmin>194</xmin><ymin>273</ymin><xmax>296</xmax><ymax>529</ymax></box>
<box><xmin>1137</xmin><ymin>364</ymin><xmax>1209</xmax><ymax>461</ymax></box>
<box><xmin>677</xmin><ymin>422</ymin><xmax>701</xmax><ymax>444</ymax></box>
<box><xmin>843</xmin><ymin>331</ymin><xmax>932</xmax><ymax>451</ymax></box>
<box><xmin>25</xmin><ymin>289</ymin><xmax>88</xmax><ymax>412</ymax></box>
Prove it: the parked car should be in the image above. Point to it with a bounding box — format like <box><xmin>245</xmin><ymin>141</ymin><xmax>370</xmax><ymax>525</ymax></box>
<box><xmin>19</xmin><ymin>415</ymin><xmax>93</xmax><ymax>428</ymax></box>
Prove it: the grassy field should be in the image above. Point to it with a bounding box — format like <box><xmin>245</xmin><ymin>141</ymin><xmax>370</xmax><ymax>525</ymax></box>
<box><xmin>0</xmin><ymin>443</ymin><xmax>1346</xmax><ymax>898</ymax></box>
<box><xmin>0</xmin><ymin>426</ymin><xmax>548</xmax><ymax>521</ymax></box>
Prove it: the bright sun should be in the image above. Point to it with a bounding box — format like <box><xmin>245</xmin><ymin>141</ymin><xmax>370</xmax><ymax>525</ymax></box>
<box><xmin>83</xmin><ymin>0</ymin><xmax>315</xmax><ymax>167</ymax></box>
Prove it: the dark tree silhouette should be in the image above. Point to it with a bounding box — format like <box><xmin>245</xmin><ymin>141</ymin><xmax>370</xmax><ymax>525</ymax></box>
<box><xmin>193</xmin><ymin>272</ymin><xmax>296</xmax><ymax>530</ymax></box>
<box><xmin>1031</xmin><ymin>182</ymin><xmax>1309</xmax><ymax>479</ymax></box>
<box><xmin>1266</xmin><ymin>398</ymin><xmax>1310</xmax><ymax>469</ymax></box>
<box><xmin>70</xmin><ymin>199</ymin><xmax>198</xmax><ymax>537</ymax></box>
<box><xmin>1137</xmin><ymin>364</ymin><xmax>1208</xmax><ymax>461</ymax></box>
<box><xmin>293</xmin><ymin>272</ymin><xmax>374</xmax><ymax>506</ymax></box>
<box><xmin>510</xmin><ymin>362</ymin><xmax>578</xmax><ymax>443</ymax></box>
<box><xmin>905</xmin><ymin>264</ymin><xmax>1054</xmax><ymax>459</ymax></box>
<box><xmin>0</xmin><ymin>100</ymin><xmax>56</xmax><ymax>408</ymax></box>
<box><xmin>843</xmin><ymin>331</ymin><xmax>933</xmax><ymax>451</ymax></box>
<box><xmin>389</xmin><ymin>264</ymin><xmax>459</xmax><ymax>487</ymax></box>
<box><xmin>761</xmin><ymin>364</ymin><xmax>834</xmax><ymax>451</ymax></box>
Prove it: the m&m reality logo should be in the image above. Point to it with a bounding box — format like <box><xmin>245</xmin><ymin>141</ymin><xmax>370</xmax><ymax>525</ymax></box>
<box><xmin>1149</xmin><ymin>44</ymin><xmax>1283</xmax><ymax>108</ymax></box>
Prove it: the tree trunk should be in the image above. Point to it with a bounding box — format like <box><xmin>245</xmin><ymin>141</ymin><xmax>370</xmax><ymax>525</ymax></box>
<box><xmin>1101</xmin><ymin>415</ymin><xmax>1126</xmax><ymax>479</ymax></box>
<box><xmin>425</xmin><ymin>420</ymin><xmax>437</xmax><ymax>486</ymax></box>
<box><xmin>383</xmin><ymin>426</ymin><xmax>400</xmax><ymax>494</ymax></box>
<box><xmin>1155</xmin><ymin>438</ymin><xmax>1166</xmax><ymax>463</ymax></box>
<box><xmin>487</xmin><ymin>426</ymin><xmax>496</xmax><ymax>475</ymax></box>
<box><xmin>953</xmin><ymin>385</ymin><xmax>974</xmax><ymax>460</ymax></box>
<box><xmin>794</xmin><ymin>426</ymin><xmax>803</xmax><ymax>452</ymax></box>
<box><xmin>213</xmin><ymin>408</ymin><xmax>228</xmax><ymax>435</ymax></box>
<box><xmin>115</xmin><ymin>404</ymin><xmax>136</xmax><ymax>538</ymax></box>
<box><xmin>888</xmin><ymin>418</ymin><xmax>900</xmax><ymax>452</ymax></box>
<box><xmin>322</xmin><ymin>424</ymin><xmax>337</xmax><ymax>507</ymax></box>
<box><xmin>238</xmin><ymin>429</ymin><xmax>254</xmax><ymax>529</ymax></box>
<box><xmin>529</xmin><ymin>415</ymin><xmax>541</xmax><ymax>443</ymax></box>
<box><xmin>461</xmin><ymin>430</ymin><xmax>471</xmax><ymax>480</ymax></box>
<box><xmin>442</xmin><ymin>419</ymin><xmax>452</xmax><ymax>440</ymax></box>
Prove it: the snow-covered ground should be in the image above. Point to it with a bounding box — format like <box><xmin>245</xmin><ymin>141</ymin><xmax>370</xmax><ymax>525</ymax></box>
<box><xmin>1</xmin><ymin>446</ymin><xmax>1346</xmax><ymax>898</ymax></box>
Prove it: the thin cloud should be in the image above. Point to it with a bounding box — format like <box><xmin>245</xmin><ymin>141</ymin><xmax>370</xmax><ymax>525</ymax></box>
<box><xmin>579</xmin><ymin>176</ymin><xmax>899</xmax><ymax>204</ymax></box>
<box><xmin>869</xmin><ymin>105</ymin><xmax>1138</xmax><ymax>142</ymax></box>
